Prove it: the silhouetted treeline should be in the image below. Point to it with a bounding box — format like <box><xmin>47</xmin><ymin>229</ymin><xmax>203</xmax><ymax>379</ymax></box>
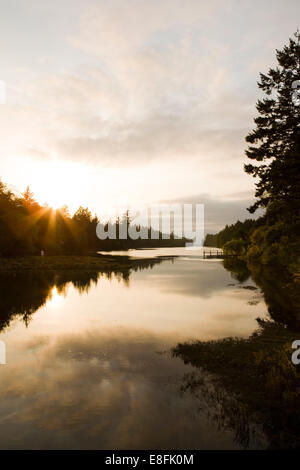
<box><xmin>204</xmin><ymin>219</ymin><xmax>259</xmax><ymax>248</ymax></box>
<box><xmin>0</xmin><ymin>180</ymin><xmax>187</xmax><ymax>256</ymax></box>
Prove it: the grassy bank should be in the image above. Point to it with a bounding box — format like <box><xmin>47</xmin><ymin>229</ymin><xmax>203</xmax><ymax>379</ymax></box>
<box><xmin>0</xmin><ymin>254</ymin><xmax>156</xmax><ymax>273</ymax></box>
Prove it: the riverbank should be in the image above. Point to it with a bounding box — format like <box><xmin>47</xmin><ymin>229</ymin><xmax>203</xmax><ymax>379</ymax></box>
<box><xmin>0</xmin><ymin>254</ymin><xmax>157</xmax><ymax>273</ymax></box>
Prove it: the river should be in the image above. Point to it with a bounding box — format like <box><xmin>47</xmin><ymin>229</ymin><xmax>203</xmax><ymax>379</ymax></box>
<box><xmin>0</xmin><ymin>248</ymin><xmax>268</xmax><ymax>449</ymax></box>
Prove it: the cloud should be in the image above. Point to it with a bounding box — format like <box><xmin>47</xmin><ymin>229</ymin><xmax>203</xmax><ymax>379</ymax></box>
<box><xmin>68</xmin><ymin>0</ymin><xmax>219</xmax><ymax>60</ymax></box>
<box><xmin>163</xmin><ymin>192</ymin><xmax>262</xmax><ymax>233</ymax></box>
<box><xmin>0</xmin><ymin>0</ymin><xmax>254</xmax><ymax>169</ymax></box>
<box><xmin>1</xmin><ymin>0</ymin><xmax>299</xmax><ymax>210</ymax></box>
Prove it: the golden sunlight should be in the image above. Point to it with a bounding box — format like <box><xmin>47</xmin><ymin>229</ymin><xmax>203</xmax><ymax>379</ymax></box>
<box><xmin>47</xmin><ymin>286</ymin><xmax>65</xmax><ymax>308</ymax></box>
<box><xmin>23</xmin><ymin>157</ymin><xmax>90</xmax><ymax>214</ymax></box>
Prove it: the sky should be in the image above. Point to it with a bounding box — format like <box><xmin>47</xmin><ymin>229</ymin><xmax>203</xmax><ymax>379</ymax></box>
<box><xmin>0</xmin><ymin>0</ymin><xmax>299</xmax><ymax>231</ymax></box>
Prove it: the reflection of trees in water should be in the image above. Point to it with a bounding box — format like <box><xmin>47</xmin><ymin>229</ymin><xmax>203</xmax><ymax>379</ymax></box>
<box><xmin>172</xmin><ymin>259</ymin><xmax>300</xmax><ymax>448</ymax></box>
<box><xmin>174</xmin><ymin>320</ymin><xmax>300</xmax><ymax>449</ymax></box>
<box><xmin>222</xmin><ymin>258</ymin><xmax>251</xmax><ymax>283</ymax></box>
<box><xmin>179</xmin><ymin>371</ymin><xmax>265</xmax><ymax>449</ymax></box>
<box><xmin>223</xmin><ymin>258</ymin><xmax>300</xmax><ymax>329</ymax></box>
<box><xmin>248</xmin><ymin>264</ymin><xmax>300</xmax><ymax>329</ymax></box>
<box><xmin>0</xmin><ymin>257</ymin><xmax>163</xmax><ymax>332</ymax></box>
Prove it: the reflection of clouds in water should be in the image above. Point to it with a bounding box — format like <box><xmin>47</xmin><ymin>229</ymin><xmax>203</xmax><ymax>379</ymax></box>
<box><xmin>0</xmin><ymin>255</ymin><xmax>267</xmax><ymax>449</ymax></box>
<box><xmin>18</xmin><ymin>335</ymin><xmax>51</xmax><ymax>351</ymax></box>
<box><xmin>0</xmin><ymin>329</ymin><xmax>238</xmax><ymax>450</ymax></box>
<box><xmin>135</xmin><ymin>259</ymin><xmax>254</xmax><ymax>299</ymax></box>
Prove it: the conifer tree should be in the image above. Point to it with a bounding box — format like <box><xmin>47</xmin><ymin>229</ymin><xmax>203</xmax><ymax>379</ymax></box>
<box><xmin>245</xmin><ymin>31</ymin><xmax>300</xmax><ymax>215</ymax></box>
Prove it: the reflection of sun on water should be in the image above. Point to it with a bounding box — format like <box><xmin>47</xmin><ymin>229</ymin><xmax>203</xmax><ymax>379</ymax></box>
<box><xmin>48</xmin><ymin>287</ymin><xmax>64</xmax><ymax>308</ymax></box>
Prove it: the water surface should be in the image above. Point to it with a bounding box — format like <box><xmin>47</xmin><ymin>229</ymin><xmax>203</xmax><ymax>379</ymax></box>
<box><xmin>0</xmin><ymin>248</ymin><xmax>267</xmax><ymax>449</ymax></box>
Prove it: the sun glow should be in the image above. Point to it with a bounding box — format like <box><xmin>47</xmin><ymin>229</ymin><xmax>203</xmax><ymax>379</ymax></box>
<box><xmin>13</xmin><ymin>154</ymin><xmax>143</xmax><ymax>219</ymax></box>
<box><xmin>9</xmin><ymin>153</ymin><xmax>185</xmax><ymax>221</ymax></box>
<box><xmin>23</xmin><ymin>157</ymin><xmax>90</xmax><ymax>214</ymax></box>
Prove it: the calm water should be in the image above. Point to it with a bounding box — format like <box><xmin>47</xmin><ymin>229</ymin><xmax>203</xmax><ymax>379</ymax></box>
<box><xmin>0</xmin><ymin>248</ymin><xmax>268</xmax><ymax>449</ymax></box>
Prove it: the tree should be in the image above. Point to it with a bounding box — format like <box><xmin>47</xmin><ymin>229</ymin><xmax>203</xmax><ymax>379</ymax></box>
<box><xmin>73</xmin><ymin>206</ymin><xmax>92</xmax><ymax>223</ymax></box>
<box><xmin>244</xmin><ymin>31</ymin><xmax>300</xmax><ymax>215</ymax></box>
<box><xmin>223</xmin><ymin>238</ymin><xmax>247</xmax><ymax>256</ymax></box>
<box><xmin>204</xmin><ymin>219</ymin><xmax>258</xmax><ymax>248</ymax></box>
<box><xmin>22</xmin><ymin>186</ymin><xmax>36</xmax><ymax>210</ymax></box>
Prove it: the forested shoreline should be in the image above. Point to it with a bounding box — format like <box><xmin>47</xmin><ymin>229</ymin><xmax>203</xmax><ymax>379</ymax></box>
<box><xmin>0</xmin><ymin>182</ymin><xmax>187</xmax><ymax>257</ymax></box>
<box><xmin>204</xmin><ymin>33</ymin><xmax>300</xmax><ymax>284</ymax></box>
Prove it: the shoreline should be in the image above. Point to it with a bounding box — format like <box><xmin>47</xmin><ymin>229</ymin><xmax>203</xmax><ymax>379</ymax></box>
<box><xmin>0</xmin><ymin>254</ymin><xmax>157</xmax><ymax>273</ymax></box>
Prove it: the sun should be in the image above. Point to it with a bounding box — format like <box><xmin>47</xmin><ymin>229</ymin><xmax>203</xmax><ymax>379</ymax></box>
<box><xmin>27</xmin><ymin>157</ymin><xmax>88</xmax><ymax>214</ymax></box>
<box><xmin>16</xmin><ymin>153</ymin><xmax>137</xmax><ymax>219</ymax></box>
<box><xmin>44</xmin><ymin>193</ymin><xmax>65</xmax><ymax>211</ymax></box>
